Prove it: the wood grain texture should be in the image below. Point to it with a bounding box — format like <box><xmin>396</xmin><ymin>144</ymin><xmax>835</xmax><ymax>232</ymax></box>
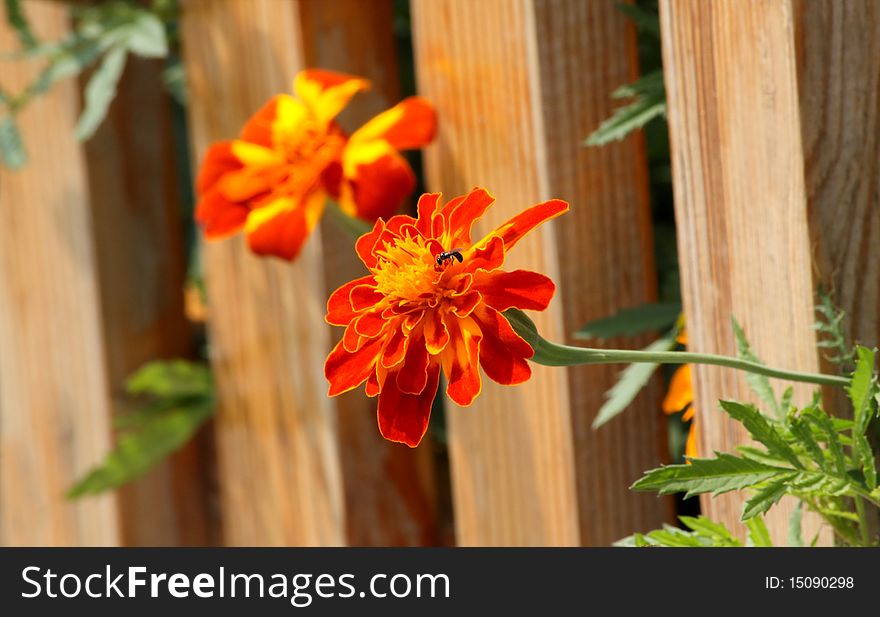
<box><xmin>84</xmin><ymin>55</ymin><xmax>216</xmax><ymax>546</ymax></box>
<box><xmin>181</xmin><ymin>0</ymin><xmax>437</xmax><ymax>546</ymax></box>
<box><xmin>0</xmin><ymin>3</ymin><xmax>120</xmax><ymax>546</ymax></box>
<box><xmin>660</xmin><ymin>0</ymin><xmax>879</xmax><ymax>544</ymax></box>
<box><xmin>412</xmin><ymin>0</ymin><xmax>671</xmax><ymax>546</ymax></box>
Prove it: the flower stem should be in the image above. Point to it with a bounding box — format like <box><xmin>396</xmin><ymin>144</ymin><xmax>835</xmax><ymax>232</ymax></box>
<box><xmin>533</xmin><ymin>338</ymin><xmax>848</xmax><ymax>387</ymax></box>
<box><xmin>854</xmin><ymin>496</ymin><xmax>872</xmax><ymax>546</ymax></box>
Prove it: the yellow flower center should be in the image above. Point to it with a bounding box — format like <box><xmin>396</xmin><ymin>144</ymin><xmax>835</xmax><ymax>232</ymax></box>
<box><xmin>373</xmin><ymin>234</ymin><xmax>445</xmax><ymax>308</ymax></box>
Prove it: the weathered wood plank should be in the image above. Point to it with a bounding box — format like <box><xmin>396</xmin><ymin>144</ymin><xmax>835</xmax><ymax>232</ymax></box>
<box><xmin>412</xmin><ymin>0</ymin><xmax>671</xmax><ymax>546</ymax></box>
<box><xmin>181</xmin><ymin>0</ymin><xmax>437</xmax><ymax>546</ymax></box>
<box><xmin>660</xmin><ymin>0</ymin><xmax>879</xmax><ymax>544</ymax></box>
<box><xmin>0</xmin><ymin>3</ymin><xmax>120</xmax><ymax>546</ymax></box>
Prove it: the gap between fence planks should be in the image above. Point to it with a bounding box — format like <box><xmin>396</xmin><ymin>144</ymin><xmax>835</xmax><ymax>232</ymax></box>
<box><xmin>660</xmin><ymin>0</ymin><xmax>879</xmax><ymax>545</ymax></box>
<box><xmin>412</xmin><ymin>0</ymin><xmax>673</xmax><ymax>546</ymax></box>
<box><xmin>181</xmin><ymin>0</ymin><xmax>437</xmax><ymax>546</ymax></box>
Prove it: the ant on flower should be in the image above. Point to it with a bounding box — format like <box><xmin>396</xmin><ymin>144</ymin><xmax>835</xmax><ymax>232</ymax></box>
<box><xmin>436</xmin><ymin>248</ymin><xmax>464</xmax><ymax>267</ymax></box>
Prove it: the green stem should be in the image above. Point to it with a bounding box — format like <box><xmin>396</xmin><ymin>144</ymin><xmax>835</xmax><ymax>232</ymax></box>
<box><xmin>854</xmin><ymin>496</ymin><xmax>871</xmax><ymax>546</ymax></box>
<box><xmin>533</xmin><ymin>338</ymin><xmax>848</xmax><ymax>388</ymax></box>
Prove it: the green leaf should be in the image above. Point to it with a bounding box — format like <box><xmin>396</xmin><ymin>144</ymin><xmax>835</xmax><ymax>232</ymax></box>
<box><xmin>787</xmin><ymin>412</ymin><xmax>828</xmax><ymax>472</ymax></box>
<box><xmin>732</xmin><ymin>319</ymin><xmax>779</xmax><ymax>417</ymax></box>
<box><xmin>742</xmin><ymin>475</ymin><xmax>794</xmax><ymax>520</ymax></box>
<box><xmin>787</xmin><ymin>502</ymin><xmax>804</xmax><ymax>547</ymax></box>
<box><xmin>67</xmin><ymin>398</ymin><xmax>213</xmax><ymax>498</ymax></box>
<box><xmin>123</xmin><ymin>10</ymin><xmax>168</xmax><ymax>58</ymax></box>
<box><xmin>4</xmin><ymin>0</ymin><xmax>37</xmax><ymax>49</ymax></box>
<box><xmin>126</xmin><ymin>359</ymin><xmax>213</xmax><ymax>399</ymax></box>
<box><xmin>68</xmin><ymin>360</ymin><xmax>214</xmax><ymax>498</ymax></box>
<box><xmin>75</xmin><ymin>45</ymin><xmax>127</xmax><ymax>141</ymax></box>
<box><xmin>592</xmin><ymin>333</ymin><xmax>678</xmax><ymax>428</ymax></box>
<box><xmin>574</xmin><ymin>302</ymin><xmax>681</xmax><ymax>340</ymax></box>
<box><xmin>679</xmin><ymin>515</ymin><xmax>741</xmax><ymax>545</ymax></box>
<box><xmin>631</xmin><ymin>452</ymin><xmax>790</xmax><ymax>499</ymax></box>
<box><xmin>800</xmin><ymin>406</ymin><xmax>847</xmax><ymax>475</ymax></box>
<box><xmin>745</xmin><ymin>517</ymin><xmax>773</xmax><ymax>547</ymax></box>
<box><xmin>719</xmin><ymin>400</ymin><xmax>801</xmax><ymax>468</ymax></box>
<box><xmin>0</xmin><ymin>115</ymin><xmax>26</xmax><ymax>168</ymax></box>
<box><xmin>855</xmin><ymin>433</ymin><xmax>877</xmax><ymax>490</ymax></box>
<box><xmin>847</xmin><ymin>345</ymin><xmax>877</xmax><ymax>436</ymax></box>
<box><xmin>585</xmin><ymin>70</ymin><xmax>665</xmax><ymax>146</ymax></box>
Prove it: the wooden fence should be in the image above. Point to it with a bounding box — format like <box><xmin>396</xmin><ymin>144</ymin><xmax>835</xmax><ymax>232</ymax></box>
<box><xmin>0</xmin><ymin>0</ymin><xmax>876</xmax><ymax>547</ymax></box>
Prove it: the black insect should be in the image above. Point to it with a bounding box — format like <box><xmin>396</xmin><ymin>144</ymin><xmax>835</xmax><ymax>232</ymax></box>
<box><xmin>436</xmin><ymin>248</ymin><xmax>464</xmax><ymax>267</ymax></box>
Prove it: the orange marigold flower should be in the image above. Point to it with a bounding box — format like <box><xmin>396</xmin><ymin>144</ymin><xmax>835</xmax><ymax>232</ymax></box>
<box><xmin>195</xmin><ymin>69</ymin><xmax>436</xmax><ymax>260</ymax></box>
<box><xmin>662</xmin><ymin>363</ymin><xmax>699</xmax><ymax>459</ymax></box>
<box><xmin>324</xmin><ymin>188</ymin><xmax>568</xmax><ymax>447</ymax></box>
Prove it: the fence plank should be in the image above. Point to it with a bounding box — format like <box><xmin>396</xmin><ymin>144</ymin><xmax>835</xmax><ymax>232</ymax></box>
<box><xmin>412</xmin><ymin>0</ymin><xmax>671</xmax><ymax>545</ymax></box>
<box><xmin>181</xmin><ymin>0</ymin><xmax>437</xmax><ymax>545</ymax></box>
<box><xmin>84</xmin><ymin>55</ymin><xmax>217</xmax><ymax>546</ymax></box>
<box><xmin>660</xmin><ymin>0</ymin><xmax>879</xmax><ymax>544</ymax></box>
<box><xmin>0</xmin><ymin>3</ymin><xmax>120</xmax><ymax>545</ymax></box>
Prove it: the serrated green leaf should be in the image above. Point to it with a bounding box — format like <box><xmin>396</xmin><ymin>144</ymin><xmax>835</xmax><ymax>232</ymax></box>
<box><xmin>631</xmin><ymin>452</ymin><xmax>790</xmax><ymax>499</ymax></box>
<box><xmin>732</xmin><ymin>319</ymin><xmax>780</xmax><ymax>417</ymax></box>
<box><xmin>719</xmin><ymin>400</ymin><xmax>801</xmax><ymax>468</ymax></box>
<box><xmin>742</xmin><ymin>475</ymin><xmax>794</xmax><ymax>520</ymax></box>
<box><xmin>854</xmin><ymin>433</ymin><xmax>877</xmax><ymax>490</ymax></box>
<box><xmin>745</xmin><ymin>517</ymin><xmax>773</xmax><ymax>547</ymax></box>
<box><xmin>787</xmin><ymin>413</ymin><xmax>828</xmax><ymax>472</ymax></box>
<box><xmin>123</xmin><ymin>10</ymin><xmax>168</xmax><ymax>58</ymax></box>
<box><xmin>788</xmin><ymin>470</ymin><xmax>852</xmax><ymax>497</ymax></box>
<box><xmin>800</xmin><ymin>406</ymin><xmax>847</xmax><ymax>475</ymax></box>
<box><xmin>67</xmin><ymin>398</ymin><xmax>213</xmax><ymax>498</ymax></box>
<box><xmin>0</xmin><ymin>115</ymin><xmax>26</xmax><ymax>168</ymax></box>
<box><xmin>4</xmin><ymin>0</ymin><xmax>37</xmax><ymax>49</ymax></box>
<box><xmin>586</xmin><ymin>72</ymin><xmax>665</xmax><ymax>147</ymax></box>
<box><xmin>75</xmin><ymin>45</ymin><xmax>127</xmax><ymax>140</ymax></box>
<box><xmin>592</xmin><ymin>333</ymin><xmax>678</xmax><ymax>428</ymax></box>
<box><xmin>736</xmin><ymin>445</ymin><xmax>792</xmax><ymax>468</ymax></box>
<box><xmin>848</xmin><ymin>346</ymin><xmax>877</xmax><ymax>436</ymax></box>
<box><xmin>575</xmin><ymin>302</ymin><xmax>681</xmax><ymax>340</ymax></box>
<box><xmin>780</xmin><ymin>387</ymin><xmax>794</xmax><ymax>416</ymax></box>
<box><xmin>679</xmin><ymin>515</ymin><xmax>741</xmax><ymax>545</ymax></box>
<box><xmin>788</xmin><ymin>502</ymin><xmax>803</xmax><ymax>547</ymax></box>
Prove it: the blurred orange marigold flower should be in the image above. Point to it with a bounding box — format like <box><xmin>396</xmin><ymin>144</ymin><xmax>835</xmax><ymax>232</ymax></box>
<box><xmin>195</xmin><ymin>69</ymin><xmax>436</xmax><ymax>260</ymax></box>
<box><xmin>663</xmin><ymin>363</ymin><xmax>699</xmax><ymax>459</ymax></box>
<box><xmin>324</xmin><ymin>188</ymin><xmax>568</xmax><ymax>447</ymax></box>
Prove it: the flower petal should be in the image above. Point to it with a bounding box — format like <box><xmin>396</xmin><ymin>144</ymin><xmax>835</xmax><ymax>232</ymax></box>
<box><xmin>377</xmin><ymin>361</ymin><xmax>440</xmax><ymax>447</ymax></box>
<box><xmin>350</xmin><ymin>283</ymin><xmax>384</xmax><ymax>311</ymax></box>
<box><xmin>442</xmin><ymin>317</ymin><xmax>482</xmax><ymax>407</ymax></box>
<box><xmin>341</xmin><ymin>147</ymin><xmax>415</xmax><ymax>221</ymax></box>
<box><xmin>471</xmin><ymin>306</ymin><xmax>533</xmax><ymax>385</ymax></box>
<box><xmin>424</xmin><ymin>309</ymin><xmax>450</xmax><ymax>354</ymax></box>
<box><xmin>478</xmin><ymin>198</ymin><xmax>569</xmax><ymax>252</ymax></box>
<box><xmin>446</xmin><ymin>187</ymin><xmax>495</xmax><ymax>247</ymax></box>
<box><xmin>415</xmin><ymin>192</ymin><xmax>442</xmax><ymax>236</ymax></box>
<box><xmin>365</xmin><ymin>370</ymin><xmax>381</xmax><ymax>397</ymax></box>
<box><xmin>349</xmin><ymin>96</ymin><xmax>436</xmax><ymax>151</ymax></box>
<box><xmin>463</xmin><ymin>234</ymin><xmax>505</xmax><ymax>273</ymax></box>
<box><xmin>196</xmin><ymin>142</ymin><xmax>242</xmax><ymax>195</ymax></box>
<box><xmin>355</xmin><ymin>218</ymin><xmax>385</xmax><ymax>269</ymax></box>
<box><xmin>354</xmin><ymin>310</ymin><xmax>386</xmax><ymax>338</ymax></box>
<box><xmin>294</xmin><ymin>69</ymin><xmax>369</xmax><ymax>125</ymax></box>
<box><xmin>396</xmin><ymin>331</ymin><xmax>430</xmax><ymax>395</ymax></box>
<box><xmin>326</xmin><ymin>275</ymin><xmax>374</xmax><ymax>326</ymax></box>
<box><xmin>325</xmin><ymin>335</ymin><xmax>384</xmax><ymax>396</ymax></box>
<box><xmin>240</xmin><ymin>95</ymin><xmax>282</xmax><ymax>147</ymax></box>
<box><xmin>472</xmin><ymin>269</ymin><xmax>555</xmax><ymax>311</ymax></box>
<box><xmin>195</xmin><ymin>188</ymin><xmax>250</xmax><ymax>239</ymax></box>
<box><xmin>663</xmin><ymin>365</ymin><xmax>693</xmax><ymax>414</ymax></box>
<box><xmin>381</xmin><ymin>327</ymin><xmax>409</xmax><ymax>369</ymax></box>
<box><xmin>244</xmin><ymin>192</ymin><xmax>325</xmax><ymax>261</ymax></box>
